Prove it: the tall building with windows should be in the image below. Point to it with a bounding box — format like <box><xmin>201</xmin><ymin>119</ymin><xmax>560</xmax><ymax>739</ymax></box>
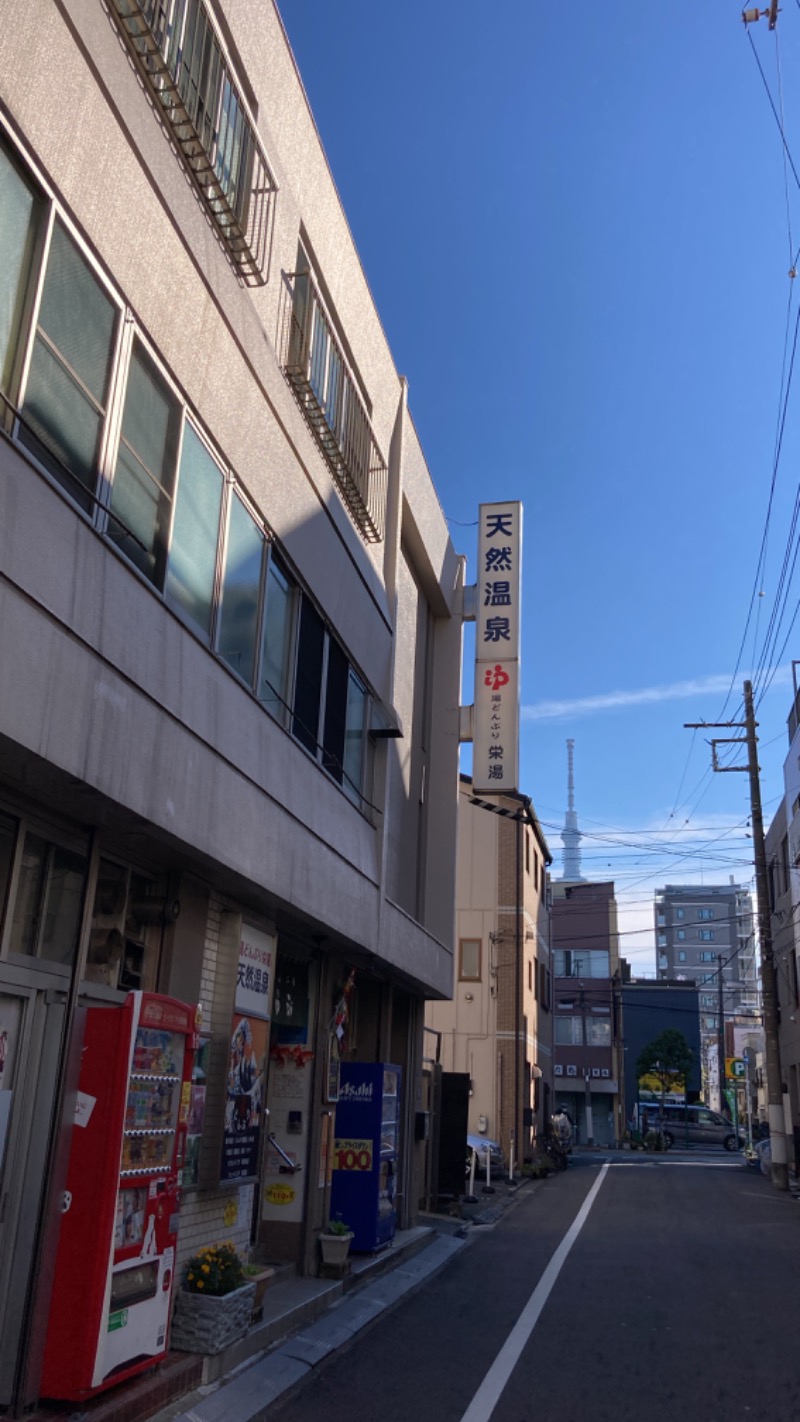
<box><xmin>0</xmin><ymin>1</ymin><xmax>465</xmax><ymax>1407</ymax></box>
<box><xmin>654</xmin><ymin>883</ymin><xmax>757</xmax><ymax>1104</ymax></box>
<box><xmin>551</xmin><ymin>880</ymin><xmax>623</xmax><ymax>1146</ymax></box>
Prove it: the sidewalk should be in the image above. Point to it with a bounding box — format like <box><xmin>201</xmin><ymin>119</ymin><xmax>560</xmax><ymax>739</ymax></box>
<box><xmin>148</xmin><ymin>1179</ymin><xmax>529</xmax><ymax>1422</ymax></box>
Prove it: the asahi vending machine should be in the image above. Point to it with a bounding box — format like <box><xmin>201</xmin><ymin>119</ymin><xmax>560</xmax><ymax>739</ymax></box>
<box><xmin>41</xmin><ymin>992</ymin><xmax>195</xmax><ymax>1401</ymax></box>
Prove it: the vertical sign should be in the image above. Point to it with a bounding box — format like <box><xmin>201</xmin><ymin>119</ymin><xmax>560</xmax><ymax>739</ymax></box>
<box><xmin>221</xmin><ymin>925</ymin><xmax>274</xmax><ymax>1182</ymax></box>
<box><xmin>473</xmin><ymin>501</ymin><xmax>522</xmax><ymax>793</ymax></box>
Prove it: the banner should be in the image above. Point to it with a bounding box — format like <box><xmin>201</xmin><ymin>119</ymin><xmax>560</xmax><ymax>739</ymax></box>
<box><xmin>473</xmin><ymin>501</ymin><xmax>522</xmax><ymax>793</ymax></box>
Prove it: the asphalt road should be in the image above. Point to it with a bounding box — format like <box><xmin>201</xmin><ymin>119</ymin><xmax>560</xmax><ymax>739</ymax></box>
<box><xmin>270</xmin><ymin>1153</ymin><xmax>800</xmax><ymax>1422</ymax></box>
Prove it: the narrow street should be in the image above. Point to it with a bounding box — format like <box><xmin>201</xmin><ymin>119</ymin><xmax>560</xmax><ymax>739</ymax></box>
<box><xmin>271</xmin><ymin>1155</ymin><xmax>800</xmax><ymax>1422</ymax></box>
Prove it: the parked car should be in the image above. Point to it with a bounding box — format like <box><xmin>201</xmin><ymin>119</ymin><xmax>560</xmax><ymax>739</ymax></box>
<box><xmin>646</xmin><ymin>1103</ymin><xmax>744</xmax><ymax>1152</ymax></box>
<box><xmin>466</xmin><ymin>1134</ymin><xmax>505</xmax><ymax>1178</ymax></box>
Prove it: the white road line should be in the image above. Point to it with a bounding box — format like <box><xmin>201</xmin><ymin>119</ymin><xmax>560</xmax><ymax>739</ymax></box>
<box><xmin>458</xmin><ymin>1163</ymin><xmax>610</xmax><ymax>1422</ymax></box>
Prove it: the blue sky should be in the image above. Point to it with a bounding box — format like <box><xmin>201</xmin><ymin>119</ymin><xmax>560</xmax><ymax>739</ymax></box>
<box><xmin>277</xmin><ymin>1</ymin><xmax>800</xmax><ymax>966</ymax></box>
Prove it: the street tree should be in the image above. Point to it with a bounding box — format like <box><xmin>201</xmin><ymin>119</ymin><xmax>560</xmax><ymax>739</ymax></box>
<box><xmin>636</xmin><ymin>1029</ymin><xmax>694</xmax><ymax>1119</ymax></box>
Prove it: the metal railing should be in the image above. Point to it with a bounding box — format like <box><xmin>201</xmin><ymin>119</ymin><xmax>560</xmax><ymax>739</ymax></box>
<box><xmin>109</xmin><ymin>0</ymin><xmax>276</xmax><ymax>285</ymax></box>
<box><xmin>282</xmin><ymin>271</ymin><xmax>387</xmax><ymax>543</ymax></box>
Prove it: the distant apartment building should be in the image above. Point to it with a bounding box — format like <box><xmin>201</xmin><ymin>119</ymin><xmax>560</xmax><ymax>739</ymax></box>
<box><xmin>551</xmin><ymin>880</ymin><xmax>623</xmax><ymax>1146</ymax></box>
<box><xmin>426</xmin><ymin>777</ymin><xmax>552</xmax><ymax>1166</ymax></box>
<box><xmin>654</xmin><ymin>883</ymin><xmax>757</xmax><ymax>1105</ymax></box>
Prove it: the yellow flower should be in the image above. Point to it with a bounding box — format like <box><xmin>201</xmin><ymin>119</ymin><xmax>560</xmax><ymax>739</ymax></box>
<box><xmin>202</xmin><ymin>1264</ymin><xmax>210</xmax><ymax>1274</ymax></box>
<box><xmin>196</xmin><ymin>1280</ymin><xmax>204</xmax><ymax>1289</ymax></box>
<box><xmin>188</xmin><ymin>1273</ymin><xmax>194</xmax><ymax>1282</ymax></box>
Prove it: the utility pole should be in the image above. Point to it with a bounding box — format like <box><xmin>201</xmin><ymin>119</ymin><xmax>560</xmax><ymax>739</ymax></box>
<box><xmin>685</xmin><ymin>679</ymin><xmax>788</xmax><ymax>1190</ymax></box>
<box><xmin>717</xmin><ymin>953</ymin><xmax>726</xmax><ymax>1116</ymax></box>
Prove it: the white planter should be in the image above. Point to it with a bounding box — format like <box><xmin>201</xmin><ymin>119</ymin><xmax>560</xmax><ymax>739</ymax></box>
<box><xmin>319</xmin><ymin>1231</ymin><xmax>353</xmax><ymax>1266</ymax></box>
<box><xmin>170</xmin><ymin>1281</ymin><xmax>256</xmax><ymax>1356</ymax></box>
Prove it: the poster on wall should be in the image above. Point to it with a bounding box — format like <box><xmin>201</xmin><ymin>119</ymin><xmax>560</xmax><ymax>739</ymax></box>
<box><xmin>262</xmin><ymin>959</ymin><xmax>315</xmax><ymax>1226</ymax></box>
<box><xmin>220</xmin><ymin>926</ymin><xmax>274</xmax><ymax>1182</ymax></box>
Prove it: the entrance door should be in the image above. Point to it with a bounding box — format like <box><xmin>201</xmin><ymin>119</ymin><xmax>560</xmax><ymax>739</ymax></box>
<box><xmin>0</xmin><ymin>964</ymin><xmax>67</xmax><ymax>1409</ymax></box>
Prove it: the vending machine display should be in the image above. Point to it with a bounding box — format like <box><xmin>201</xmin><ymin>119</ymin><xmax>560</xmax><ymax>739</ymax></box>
<box><xmin>330</xmin><ymin>1064</ymin><xmax>401</xmax><ymax>1253</ymax></box>
<box><xmin>41</xmin><ymin>993</ymin><xmax>196</xmax><ymax>1401</ymax></box>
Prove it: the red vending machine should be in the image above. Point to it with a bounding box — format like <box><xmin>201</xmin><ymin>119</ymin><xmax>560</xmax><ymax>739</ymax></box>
<box><xmin>41</xmin><ymin>992</ymin><xmax>196</xmax><ymax>1401</ymax></box>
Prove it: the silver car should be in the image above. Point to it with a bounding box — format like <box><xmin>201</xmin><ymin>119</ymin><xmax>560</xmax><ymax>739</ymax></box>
<box><xmin>654</xmin><ymin>1104</ymin><xmax>743</xmax><ymax>1151</ymax></box>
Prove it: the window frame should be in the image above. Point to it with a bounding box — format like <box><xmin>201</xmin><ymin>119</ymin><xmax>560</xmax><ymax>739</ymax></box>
<box><xmin>458</xmin><ymin>938</ymin><xmax>482</xmax><ymax>982</ymax></box>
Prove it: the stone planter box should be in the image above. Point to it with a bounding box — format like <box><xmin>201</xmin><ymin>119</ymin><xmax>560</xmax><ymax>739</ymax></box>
<box><xmin>170</xmin><ymin>1281</ymin><xmax>256</xmax><ymax>1356</ymax></box>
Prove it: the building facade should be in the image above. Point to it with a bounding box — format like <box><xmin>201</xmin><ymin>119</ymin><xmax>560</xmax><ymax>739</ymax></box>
<box><xmin>551</xmin><ymin>880</ymin><xmax>622</xmax><ymax>1146</ymax></box>
<box><xmin>619</xmin><ymin>978</ymin><xmax>702</xmax><ymax>1126</ymax></box>
<box><xmin>425</xmin><ymin>777</ymin><xmax>552</xmax><ymax>1168</ymax></box>
<box><xmin>0</xmin><ymin>1</ymin><xmax>465</xmax><ymax>1408</ymax></box>
<box><xmin>767</xmin><ymin>698</ymin><xmax>800</xmax><ymax>1170</ymax></box>
<box><xmin>654</xmin><ymin>883</ymin><xmax>757</xmax><ymax>1106</ymax></box>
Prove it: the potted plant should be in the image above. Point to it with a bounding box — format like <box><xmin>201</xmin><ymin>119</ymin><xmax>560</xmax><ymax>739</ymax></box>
<box><xmin>319</xmin><ymin>1216</ymin><xmax>354</xmax><ymax>1267</ymax></box>
<box><xmin>171</xmin><ymin>1243</ymin><xmax>256</xmax><ymax>1356</ymax></box>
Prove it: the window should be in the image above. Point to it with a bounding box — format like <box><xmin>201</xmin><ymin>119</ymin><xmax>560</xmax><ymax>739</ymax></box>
<box><xmin>553</xmin><ymin>949</ymin><xmax>609</xmax><ymax>978</ymax></box>
<box><xmin>108</xmin><ymin>0</ymin><xmax>275</xmax><ymax>283</ymax></box>
<box><xmin>217</xmin><ymin>493</ymin><xmax>266</xmax><ymax>684</ymax></box>
<box><xmin>678</xmin><ymin>950</ymin><xmax>686</xmax><ymax>962</ymax></box>
<box><xmin>21</xmin><ymin>220</ymin><xmax>118</xmax><ymax>511</ymax></box>
<box><xmin>259</xmin><ymin>555</ymin><xmax>295</xmax><ymax>723</ymax></box>
<box><xmin>699</xmin><ymin>951</ymin><xmax>715</xmax><ymax>963</ymax></box>
<box><xmin>283</xmin><ymin>258</ymin><xmax>387</xmax><ymax>543</ymax></box>
<box><xmin>699</xmin><ymin>929</ymin><xmax>715</xmax><ymax>942</ymax></box>
<box><xmin>539</xmin><ymin>963</ymin><xmax>550</xmax><ymax>1010</ymax></box>
<box><xmin>0</xmin><ymin>145</ymin><xmax>40</xmax><ymax>398</ymax></box>
<box><xmin>10</xmin><ymin>831</ymin><xmax>87</xmax><ymax>966</ymax></box>
<box><xmin>658</xmin><ymin>933</ymin><xmax>666</xmax><ymax>948</ymax></box>
<box><xmin>459</xmin><ymin>939</ymin><xmax>481</xmax><ymax>981</ymax></box>
<box><xmin>293</xmin><ymin>598</ymin><xmax>325</xmax><ymax>755</ymax></box>
<box><xmin>108</xmin><ymin>340</ymin><xmax>181</xmax><ymax>585</ymax></box>
<box><xmin>675</xmin><ymin>908</ymin><xmax>685</xmax><ymax>920</ymax></box>
<box><xmin>677</xmin><ymin>929</ymin><xmax>686</xmax><ymax>941</ymax></box>
<box><xmin>704</xmin><ymin>1016</ymin><xmax>716</xmax><ymax>1030</ymax></box>
<box><xmin>701</xmin><ymin>995</ymin><xmax>714</xmax><ymax>1009</ymax></box>
<box><xmin>554</xmin><ymin>1016</ymin><xmax>583</xmax><ymax>1045</ymax></box>
<box><xmin>698</xmin><ymin>908</ymin><xmax>714</xmax><ymax>921</ymax></box>
<box><xmin>586</xmin><ymin>1019</ymin><xmax>611</xmax><ymax>1047</ymax></box>
<box><xmin>165</xmin><ymin>423</ymin><xmax>224</xmax><ymax>635</ymax></box>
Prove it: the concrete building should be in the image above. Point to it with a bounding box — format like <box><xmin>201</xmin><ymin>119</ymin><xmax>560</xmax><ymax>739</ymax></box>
<box><xmin>766</xmin><ymin>691</ymin><xmax>800</xmax><ymax>1170</ymax></box>
<box><xmin>619</xmin><ymin>978</ymin><xmax>702</xmax><ymax>1126</ymax></box>
<box><xmin>654</xmin><ymin>883</ymin><xmax>757</xmax><ymax>1106</ymax></box>
<box><xmin>426</xmin><ymin>777</ymin><xmax>552</xmax><ymax>1168</ymax></box>
<box><xmin>551</xmin><ymin>880</ymin><xmax>622</xmax><ymax>1146</ymax></box>
<box><xmin>0</xmin><ymin>1</ymin><xmax>465</xmax><ymax>1407</ymax></box>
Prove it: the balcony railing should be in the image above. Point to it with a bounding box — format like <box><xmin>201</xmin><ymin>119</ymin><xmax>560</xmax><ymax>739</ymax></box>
<box><xmin>109</xmin><ymin>0</ymin><xmax>276</xmax><ymax>285</ymax></box>
<box><xmin>282</xmin><ymin>271</ymin><xmax>387</xmax><ymax>543</ymax></box>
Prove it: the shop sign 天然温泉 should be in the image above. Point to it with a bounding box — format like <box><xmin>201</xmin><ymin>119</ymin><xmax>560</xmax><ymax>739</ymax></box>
<box><xmin>220</xmin><ymin>926</ymin><xmax>275</xmax><ymax>1182</ymax></box>
<box><xmin>472</xmin><ymin>501</ymin><xmax>522</xmax><ymax>794</ymax></box>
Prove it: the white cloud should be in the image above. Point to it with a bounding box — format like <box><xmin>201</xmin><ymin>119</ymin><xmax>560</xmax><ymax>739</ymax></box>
<box><xmin>523</xmin><ymin>666</ymin><xmax>792</xmax><ymax>722</ymax></box>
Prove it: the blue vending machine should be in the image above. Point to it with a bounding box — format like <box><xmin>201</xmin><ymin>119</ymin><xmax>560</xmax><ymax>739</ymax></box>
<box><xmin>330</xmin><ymin>1063</ymin><xmax>401</xmax><ymax>1252</ymax></box>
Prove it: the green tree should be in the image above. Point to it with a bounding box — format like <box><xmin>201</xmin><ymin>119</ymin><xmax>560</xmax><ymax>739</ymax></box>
<box><xmin>636</xmin><ymin>1029</ymin><xmax>694</xmax><ymax>1117</ymax></box>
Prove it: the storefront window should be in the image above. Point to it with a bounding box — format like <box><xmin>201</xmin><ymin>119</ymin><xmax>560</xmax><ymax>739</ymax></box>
<box><xmin>86</xmin><ymin>860</ymin><xmax>160</xmax><ymax>992</ymax></box>
<box><xmin>10</xmin><ymin>832</ymin><xmax>86</xmax><ymax>965</ymax></box>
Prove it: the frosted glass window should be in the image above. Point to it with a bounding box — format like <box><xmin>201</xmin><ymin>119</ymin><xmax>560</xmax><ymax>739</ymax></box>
<box><xmin>218</xmin><ymin>494</ymin><xmax>264</xmax><ymax>684</ymax></box>
<box><xmin>586</xmin><ymin>1019</ymin><xmax>611</xmax><ymax>1047</ymax></box>
<box><xmin>110</xmin><ymin>342</ymin><xmax>180</xmax><ymax>584</ymax></box>
<box><xmin>10</xmin><ymin>833</ymin><xmax>86</xmax><ymax>965</ymax></box>
<box><xmin>0</xmin><ymin>144</ymin><xmax>38</xmax><ymax>394</ymax></box>
<box><xmin>166</xmin><ymin>423</ymin><xmax>223</xmax><ymax>635</ymax></box>
<box><xmin>459</xmin><ymin>940</ymin><xmax>481</xmax><ymax>980</ymax></box>
<box><xmin>22</xmin><ymin>222</ymin><xmax>116</xmax><ymax>507</ymax></box>
<box><xmin>554</xmin><ymin>1016</ymin><xmax>583</xmax><ymax>1045</ymax></box>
